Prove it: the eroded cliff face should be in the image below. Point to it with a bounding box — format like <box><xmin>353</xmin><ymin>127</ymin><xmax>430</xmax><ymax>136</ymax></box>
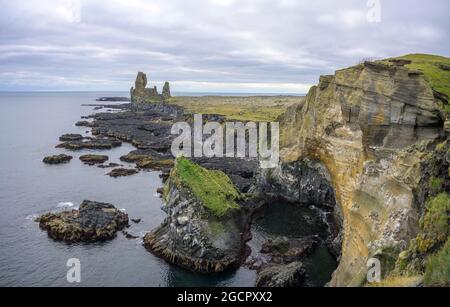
<box><xmin>278</xmin><ymin>60</ymin><xmax>447</xmax><ymax>286</ymax></box>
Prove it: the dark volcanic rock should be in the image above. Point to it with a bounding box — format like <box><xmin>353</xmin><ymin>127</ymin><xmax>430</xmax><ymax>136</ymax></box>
<box><xmin>162</xmin><ymin>82</ymin><xmax>171</xmax><ymax>99</ymax></box>
<box><xmin>59</xmin><ymin>134</ymin><xmax>84</xmax><ymax>142</ymax></box>
<box><xmin>75</xmin><ymin>120</ymin><xmax>96</xmax><ymax>127</ymax></box>
<box><xmin>56</xmin><ymin>138</ymin><xmax>122</xmax><ymax>150</ymax></box>
<box><xmin>37</xmin><ymin>200</ymin><xmax>129</xmax><ymax>242</ymax></box>
<box><xmin>261</xmin><ymin>236</ymin><xmax>318</xmax><ymax>264</ymax></box>
<box><xmin>107</xmin><ymin>168</ymin><xmax>139</xmax><ymax>178</ymax></box>
<box><xmin>130</xmin><ymin>72</ymin><xmax>164</xmax><ymax>104</ymax></box>
<box><xmin>144</xmin><ymin>159</ymin><xmax>247</xmax><ymax>274</ymax></box>
<box><xmin>256</xmin><ymin>262</ymin><xmax>305</xmax><ymax>287</ymax></box>
<box><xmin>43</xmin><ymin>154</ymin><xmax>73</xmax><ymax>165</ymax></box>
<box><xmin>79</xmin><ymin>154</ymin><xmax>109</xmax><ymax>165</ymax></box>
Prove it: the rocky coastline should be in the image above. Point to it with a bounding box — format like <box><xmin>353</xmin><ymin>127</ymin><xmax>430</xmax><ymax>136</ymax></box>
<box><xmin>39</xmin><ymin>55</ymin><xmax>450</xmax><ymax>287</ymax></box>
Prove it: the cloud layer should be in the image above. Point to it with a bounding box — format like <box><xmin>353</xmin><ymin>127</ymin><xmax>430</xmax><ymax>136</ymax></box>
<box><xmin>0</xmin><ymin>0</ymin><xmax>448</xmax><ymax>93</ymax></box>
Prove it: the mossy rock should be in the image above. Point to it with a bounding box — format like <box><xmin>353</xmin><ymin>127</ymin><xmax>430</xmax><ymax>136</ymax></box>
<box><xmin>171</xmin><ymin>157</ymin><xmax>241</xmax><ymax>218</ymax></box>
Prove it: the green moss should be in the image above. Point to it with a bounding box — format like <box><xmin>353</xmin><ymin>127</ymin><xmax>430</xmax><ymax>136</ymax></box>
<box><xmin>424</xmin><ymin>239</ymin><xmax>450</xmax><ymax>287</ymax></box>
<box><xmin>429</xmin><ymin>177</ymin><xmax>444</xmax><ymax>194</ymax></box>
<box><xmin>415</xmin><ymin>193</ymin><xmax>450</xmax><ymax>254</ymax></box>
<box><xmin>173</xmin><ymin>157</ymin><xmax>241</xmax><ymax>218</ymax></box>
<box><xmin>392</xmin><ymin>54</ymin><xmax>450</xmax><ymax>104</ymax></box>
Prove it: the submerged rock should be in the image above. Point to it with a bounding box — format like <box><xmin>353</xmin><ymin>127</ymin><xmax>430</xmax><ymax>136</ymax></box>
<box><xmin>43</xmin><ymin>154</ymin><xmax>73</xmax><ymax>165</ymax></box>
<box><xmin>97</xmin><ymin>163</ymin><xmax>122</xmax><ymax>169</ymax></box>
<box><xmin>107</xmin><ymin>168</ymin><xmax>139</xmax><ymax>178</ymax></box>
<box><xmin>144</xmin><ymin>158</ymin><xmax>247</xmax><ymax>274</ymax></box>
<box><xmin>256</xmin><ymin>262</ymin><xmax>305</xmax><ymax>287</ymax></box>
<box><xmin>79</xmin><ymin>154</ymin><xmax>109</xmax><ymax>165</ymax></box>
<box><xmin>37</xmin><ymin>200</ymin><xmax>129</xmax><ymax>242</ymax></box>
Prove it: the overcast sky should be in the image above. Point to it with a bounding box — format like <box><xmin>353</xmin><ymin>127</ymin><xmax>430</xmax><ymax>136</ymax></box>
<box><xmin>0</xmin><ymin>0</ymin><xmax>448</xmax><ymax>93</ymax></box>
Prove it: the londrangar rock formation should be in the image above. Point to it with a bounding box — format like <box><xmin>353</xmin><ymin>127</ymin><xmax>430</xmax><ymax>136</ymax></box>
<box><xmin>275</xmin><ymin>55</ymin><xmax>448</xmax><ymax>286</ymax></box>
<box><xmin>130</xmin><ymin>72</ymin><xmax>171</xmax><ymax>103</ymax></box>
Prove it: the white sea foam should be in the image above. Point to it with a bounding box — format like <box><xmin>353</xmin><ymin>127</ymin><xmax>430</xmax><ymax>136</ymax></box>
<box><xmin>57</xmin><ymin>202</ymin><xmax>75</xmax><ymax>208</ymax></box>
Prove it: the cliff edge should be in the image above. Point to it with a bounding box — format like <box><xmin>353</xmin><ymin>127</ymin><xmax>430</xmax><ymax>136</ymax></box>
<box><xmin>278</xmin><ymin>54</ymin><xmax>449</xmax><ymax>286</ymax></box>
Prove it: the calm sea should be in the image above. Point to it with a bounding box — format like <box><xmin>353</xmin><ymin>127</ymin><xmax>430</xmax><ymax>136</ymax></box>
<box><xmin>0</xmin><ymin>91</ymin><xmax>333</xmax><ymax>287</ymax></box>
<box><xmin>0</xmin><ymin>92</ymin><xmax>256</xmax><ymax>287</ymax></box>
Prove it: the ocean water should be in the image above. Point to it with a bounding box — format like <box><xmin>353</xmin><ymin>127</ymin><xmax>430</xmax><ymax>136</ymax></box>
<box><xmin>0</xmin><ymin>92</ymin><xmax>333</xmax><ymax>287</ymax></box>
<box><xmin>0</xmin><ymin>92</ymin><xmax>256</xmax><ymax>287</ymax></box>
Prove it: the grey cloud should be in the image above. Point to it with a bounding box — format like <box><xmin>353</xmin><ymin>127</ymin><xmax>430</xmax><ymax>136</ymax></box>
<box><xmin>0</xmin><ymin>0</ymin><xmax>448</xmax><ymax>92</ymax></box>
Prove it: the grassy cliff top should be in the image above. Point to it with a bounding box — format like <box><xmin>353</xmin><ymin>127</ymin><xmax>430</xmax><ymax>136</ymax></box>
<box><xmin>379</xmin><ymin>54</ymin><xmax>450</xmax><ymax>102</ymax></box>
<box><xmin>172</xmin><ymin>157</ymin><xmax>241</xmax><ymax>218</ymax></box>
<box><xmin>168</xmin><ymin>96</ymin><xmax>302</xmax><ymax>122</ymax></box>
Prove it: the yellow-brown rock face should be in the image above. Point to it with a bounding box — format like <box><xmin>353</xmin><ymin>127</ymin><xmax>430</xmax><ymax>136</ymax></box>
<box><xmin>279</xmin><ymin>61</ymin><xmax>446</xmax><ymax>286</ymax></box>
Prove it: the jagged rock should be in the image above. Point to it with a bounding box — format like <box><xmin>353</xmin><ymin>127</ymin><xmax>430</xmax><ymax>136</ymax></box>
<box><xmin>261</xmin><ymin>236</ymin><xmax>318</xmax><ymax>264</ymax></box>
<box><xmin>59</xmin><ymin>134</ymin><xmax>84</xmax><ymax>142</ymax></box>
<box><xmin>276</xmin><ymin>56</ymin><xmax>447</xmax><ymax>286</ymax></box>
<box><xmin>37</xmin><ymin>200</ymin><xmax>129</xmax><ymax>242</ymax></box>
<box><xmin>56</xmin><ymin>138</ymin><xmax>121</xmax><ymax>150</ymax></box>
<box><xmin>162</xmin><ymin>82</ymin><xmax>171</xmax><ymax>99</ymax></box>
<box><xmin>107</xmin><ymin>168</ymin><xmax>139</xmax><ymax>178</ymax></box>
<box><xmin>43</xmin><ymin>154</ymin><xmax>73</xmax><ymax>165</ymax></box>
<box><xmin>256</xmin><ymin>262</ymin><xmax>305</xmax><ymax>287</ymax></box>
<box><xmin>144</xmin><ymin>158</ymin><xmax>246</xmax><ymax>274</ymax></box>
<box><xmin>130</xmin><ymin>72</ymin><xmax>164</xmax><ymax>104</ymax></box>
<box><xmin>79</xmin><ymin>154</ymin><xmax>109</xmax><ymax>165</ymax></box>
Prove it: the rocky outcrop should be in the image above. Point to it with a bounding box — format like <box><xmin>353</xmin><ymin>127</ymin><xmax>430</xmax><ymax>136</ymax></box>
<box><xmin>130</xmin><ymin>72</ymin><xmax>169</xmax><ymax>104</ymax></box>
<box><xmin>43</xmin><ymin>154</ymin><xmax>73</xmax><ymax>165</ymax></box>
<box><xmin>144</xmin><ymin>158</ymin><xmax>247</xmax><ymax>273</ymax></box>
<box><xmin>276</xmin><ymin>57</ymin><xmax>447</xmax><ymax>286</ymax></box>
<box><xmin>56</xmin><ymin>137</ymin><xmax>122</xmax><ymax>150</ymax></box>
<box><xmin>79</xmin><ymin>154</ymin><xmax>109</xmax><ymax>165</ymax></box>
<box><xmin>37</xmin><ymin>200</ymin><xmax>129</xmax><ymax>242</ymax></box>
<box><xmin>107</xmin><ymin>168</ymin><xmax>139</xmax><ymax>178</ymax></box>
<box><xmin>256</xmin><ymin>262</ymin><xmax>305</xmax><ymax>287</ymax></box>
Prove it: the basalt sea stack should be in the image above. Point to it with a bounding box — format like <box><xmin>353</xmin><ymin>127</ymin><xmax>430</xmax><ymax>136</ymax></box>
<box><xmin>144</xmin><ymin>157</ymin><xmax>247</xmax><ymax>273</ymax></box>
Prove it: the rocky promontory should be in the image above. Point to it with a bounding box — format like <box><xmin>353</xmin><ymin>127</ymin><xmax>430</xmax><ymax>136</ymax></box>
<box><xmin>144</xmin><ymin>157</ymin><xmax>247</xmax><ymax>273</ymax></box>
<box><xmin>37</xmin><ymin>200</ymin><xmax>129</xmax><ymax>242</ymax></box>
